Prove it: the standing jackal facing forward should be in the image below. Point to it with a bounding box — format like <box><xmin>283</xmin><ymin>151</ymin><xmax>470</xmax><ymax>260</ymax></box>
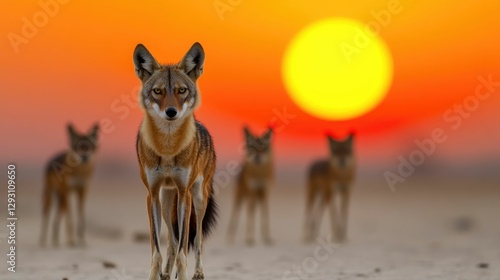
<box><xmin>227</xmin><ymin>127</ymin><xmax>274</xmax><ymax>246</ymax></box>
<box><xmin>304</xmin><ymin>133</ymin><xmax>356</xmax><ymax>243</ymax></box>
<box><xmin>40</xmin><ymin>123</ymin><xmax>99</xmax><ymax>248</ymax></box>
<box><xmin>133</xmin><ymin>42</ymin><xmax>217</xmax><ymax>280</ymax></box>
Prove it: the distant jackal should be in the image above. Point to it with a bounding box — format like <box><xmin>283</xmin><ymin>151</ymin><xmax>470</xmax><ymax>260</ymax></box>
<box><xmin>40</xmin><ymin>123</ymin><xmax>99</xmax><ymax>247</ymax></box>
<box><xmin>227</xmin><ymin>127</ymin><xmax>274</xmax><ymax>245</ymax></box>
<box><xmin>304</xmin><ymin>133</ymin><xmax>355</xmax><ymax>243</ymax></box>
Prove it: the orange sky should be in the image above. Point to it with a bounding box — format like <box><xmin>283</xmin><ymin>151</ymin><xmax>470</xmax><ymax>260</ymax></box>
<box><xmin>1</xmin><ymin>0</ymin><xmax>500</xmax><ymax>167</ymax></box>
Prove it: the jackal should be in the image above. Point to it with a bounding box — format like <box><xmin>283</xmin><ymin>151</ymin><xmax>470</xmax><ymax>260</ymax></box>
<box><xmin>133</xmin><ymin>42</ymin><xmax>217</xmax><ymax>280</ymax></box>
<box><xmin>227</xmin><ymin>127</ymin><xmax>273</xmax><ymax>245</ymax></box>
<box><xmin>39</xmin><ymin>123</ymin><xmax>99</xmax><ymax>247</ymax></box>
<box><xmin>304</xmin><ymin>133</ymin><xmax>355</xmax><ymax>243</ymax></box>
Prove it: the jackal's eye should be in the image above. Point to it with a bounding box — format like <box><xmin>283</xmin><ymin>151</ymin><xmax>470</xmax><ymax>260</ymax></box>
<box><xmin>152</xmin><ymin>88</ymin><xmax>162</xmax><ymax>95</ymax></box>
<box><xmin>177</xmin><ymin>87</ymin><xmax>187</xmax><ymax>94</ymax></box>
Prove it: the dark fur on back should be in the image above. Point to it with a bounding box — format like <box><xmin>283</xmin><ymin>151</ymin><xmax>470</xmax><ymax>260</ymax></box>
<box><xmin>309</xmin><ymin>159</ymin><xmax>329</xmax><ymax>177</ymax></box>
<box><xmin>45</xmin><ymin>152</ymin><xmax>68</xmax><ymax>174</ymax></box>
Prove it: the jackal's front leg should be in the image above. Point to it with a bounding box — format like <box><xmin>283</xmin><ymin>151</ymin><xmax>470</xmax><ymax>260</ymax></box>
<box><xmin>227</xmin><ymin>187</ymin><xmax>243</xmax><ymax>244</ymax></box>
<box><xmin>312</xmin><ymin>198</ymin><xmax>328</xmax><ymax>240</ymax></box>
<box><xmin>40</xmin><ymin>183</ymin><xmax>52</xmax><ymax>247</ymax></box>
<box><xmin>147</xmin><ymin>190</ymin><xmax>163</xmax><ymax>280</ymax></box>
<box><xmin>260</xmin><ymin>193</ymin><xmax>272</xmax><ymax>245</ymax></box>
<box><xmin>338</xmin><ymin>185</ymin><xmax>351</xmax><ymax>242</ymax></box>
<box><xmin>161</xmin><ymin>189</ymin><xmax>177</xmax><ymax>280</ymax></box>
<box><xmin>245</xmin><ymin>195</ymin><xmax>256</xmax><ymax>246</ymax></box>
<box><xmin>329</xmin><ymin>191</ymin><xmax>342</xmax><ymax>243</ymax></box>
<box><xmin>53</xmin><ymin>191</ymin><xmax>70</xmax><ymax>247</ymax></box>
<box><xmin>304</xmin><ymin>185</ymin><xmax>318</xmax><ymax>243</ymax></box>
<box><xmin>76</xmin><ymin>187</ymin><xmax>87</xmax><ymax>247</ymax></box>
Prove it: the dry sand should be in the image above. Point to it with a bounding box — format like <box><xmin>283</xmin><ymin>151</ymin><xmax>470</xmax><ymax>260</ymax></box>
<box><xmin>1</xmin><ymin>177</ymin><xmax>499</xmax><ymax>279</ymax></box>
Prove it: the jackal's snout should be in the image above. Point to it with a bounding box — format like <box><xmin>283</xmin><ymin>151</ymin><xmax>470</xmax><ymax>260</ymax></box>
<box><xmin>67</xmin><ymin>123</ymin><xmax>99</xmax><ymax>163</ymax></box>
<box><xmin>328</xmin><ymin>132</ymin><xmax>355</xmax><ymax>169</ymax></box>
<box><xmin>244</xmin><ymin>126</ymin><xmax>273</xmax><ymax>165</ymax></box>
<box><xmin>165</xmin><ymin>107</ymin><xmax>178</xmax><ymax>119</ymax></box>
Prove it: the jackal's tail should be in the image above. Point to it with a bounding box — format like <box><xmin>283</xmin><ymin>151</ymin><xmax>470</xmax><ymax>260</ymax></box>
<box><xmin>173</xmin><ymin>184</ymin><xmax>218</xmax><ymax>251</ymax></box>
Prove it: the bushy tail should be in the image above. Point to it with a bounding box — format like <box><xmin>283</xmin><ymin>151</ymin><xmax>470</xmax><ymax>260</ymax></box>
<box><xmin>173</xmin><ymin>185</ymin><xmax>218</xmax><ymax>251</ymax></box>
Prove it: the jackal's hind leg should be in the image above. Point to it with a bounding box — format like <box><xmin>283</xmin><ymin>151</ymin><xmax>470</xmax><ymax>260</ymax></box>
<box><xmin>245</xmin><ymin>195</ymin><xmax>257</xmax><ymax>246</ymax></box>
<box><xmin>304</xmin><ymin>186</ymin><xmax>316</xmax><ymax>243</ymax></box>
<box><xmin>40</xmin><ymin>181</ymin><xmax>52</xmax><ymax>247</ymax></box>
<box><xmin>65</xmin><ymin>194</ymin><xmax>76</xmax><ymax>247</ymax></box>
<box><xmin>260</xmin><ymin>193</ymin><xmax>272</xmax><ymax>245</ymax></box>
<box><xmin>147</xmin><ymin>192</ymin><xmax>163</xmax><ymax>280</ymax></box>
<box><xmin>338</xmin><ymin>185</ymin><xmax>351</xmax><ymax>243</ymax></box>
<box><xmin>312</xmin><ymin>197</ymin><xmax>328</xmax><ymax>241</ymax></box>
<box><xmin>227</xmin><ymin>187</ymin><xmax>243</xmax><ymax>244</ymax></box>
<box><xmin>76</xmin><ymin>187</ymin><xmax>87</xmax><ymax>247</ymax></box>
<box><xmin>192</xmin><ymin>181</ymin><xmax>207</xmax><ymax>280</ymax></box>
<box><xmin>305</xmin><ymin>181</ymin><xmax>326</xmax><ymax>243</ymax></box>
<box><xmin>53</xmin><ymin>191</ymin><xmax>69</xmax><ymax>247</ymax></box>
<box><xmin>330</xmin><ymin>187</ymin><xmax>343</xmax><ymax>243</ymax></box>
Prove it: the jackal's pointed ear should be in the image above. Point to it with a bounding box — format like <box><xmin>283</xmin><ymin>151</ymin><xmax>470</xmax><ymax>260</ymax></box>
<box><xmin>67</xmin><ymin>123</ymin><xmax>76</xmax><ymax>136</ymax></box>
<box><xmin>243</xmin><ymin>126</ymin><xmax>254</xmax><ymax>143</ymax></box>
<box><xmin>88</xmin><ymin>123</ymin><xmax>99</xmax><ymax>141</ymax></box>
<box><xmin>327</xmin><ymin>134</ymin><xmax>338</xmax><ymax>147</ymax></box>
<box><xmin>67</xmin><ymin>123</ymin><xmax>79</xmax><ymax>143</ymax></box>
<box><xmin>326</xmin><ymin>133</ymin><xmax>333</xmax><ymax>142</ymax></box>
<box><xmin>133</xmin><ymin>44</ymin><xmax>160</xmax><ymax>81</ymax></box>
<box><xmin>348</xmin><ymin>132</ymin><xmax>355</xmax><ymax>139</ymax></box>
<box><xmin>263</xmin><ymin>128</ymin><xmax>273</xmax><ymax>141</ymax></box>
<box><xmin>179</xmin><ymin>42</ymin><xmax>205</xmax><ymax>80</ymax></box>
<box><xmin>346</xmin><ymin>132</ymin><xmax>355</xmax><ymax>145</ymax></box>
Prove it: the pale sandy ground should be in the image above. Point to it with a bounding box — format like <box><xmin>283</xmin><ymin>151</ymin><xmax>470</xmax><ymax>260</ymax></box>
<box><xmin>1</xmin><ymin>176</ymin><xmax>499</xmax><ymax>280</ymax></box>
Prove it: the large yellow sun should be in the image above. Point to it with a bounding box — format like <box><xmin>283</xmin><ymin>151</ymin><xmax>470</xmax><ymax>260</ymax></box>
<box><xmin>282</xmin><ymin>18</ymin><xmax>393</xmax><ymax>120</ymax></box>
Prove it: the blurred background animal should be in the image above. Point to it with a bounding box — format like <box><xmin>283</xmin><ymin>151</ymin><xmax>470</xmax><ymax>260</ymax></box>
<box><xmin>39</xmin><ymin>123</ymin><xmax>99</xmax><ymax>247</ymax></box>
<box><xmin>304</xmin><ymin>133</ymin><xmax>355</xmax><ymax>243</ymax></box>
<box><xmin>227</xmin><ymin>127</ymin><xmax>274</xmax><ymax>246</ymax></box>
